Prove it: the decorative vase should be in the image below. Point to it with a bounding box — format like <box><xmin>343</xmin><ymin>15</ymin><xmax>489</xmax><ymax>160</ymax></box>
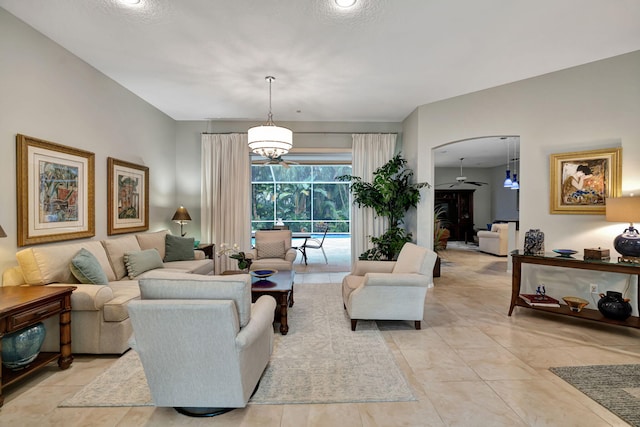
<box><xmin>597</xmin><ymin>291</ymin><xmax>632</xmax><ymax>321</ymax></box>
<box><xmin>1</xmin><ymin>322</ymin><xmax>46</xmax><ymax>370</ymax></box>
<box><xmin>524</xmin><ymin>229</ymin><xmax>545</xmax><ymax>255</ymax></box>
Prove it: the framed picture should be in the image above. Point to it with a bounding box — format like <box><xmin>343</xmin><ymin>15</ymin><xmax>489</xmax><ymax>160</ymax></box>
<box><xmin>550</xmin><ymin>147</ymin><xmax>621</xmax><ymax>214</ymax></box>
<box><xmin>16</xmin><ymin>134</ymin><xmax>95</xmax><ymax>246</ymax></box>
<box><xmin>107</xmin><ymin>157</ymin><xmax>149</xmax><ymax>235</ymax></box>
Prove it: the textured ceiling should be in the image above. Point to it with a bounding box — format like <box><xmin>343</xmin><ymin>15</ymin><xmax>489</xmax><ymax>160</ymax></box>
<box><xmin>2</xmin><ymin>0</ymin><xmax>639</xmax><ymax>125</ymax></box>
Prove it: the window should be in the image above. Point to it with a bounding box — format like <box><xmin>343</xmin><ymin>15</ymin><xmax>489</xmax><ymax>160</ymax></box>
<box><xmin>251</xmin><ymin>164</ymin><xmax>351</xmax><ymax>233</ymax></box>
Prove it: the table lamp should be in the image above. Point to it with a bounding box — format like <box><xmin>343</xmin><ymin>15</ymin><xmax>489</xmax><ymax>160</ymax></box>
<box><xmin>606</xmin><ymin>196</ymin><xmax>640</xmax><ymax>262</ymax></box>
<box><xmin>171</xmin><ymin>206</ymin><xmax>191</xmax><ymax>237</ymax></box>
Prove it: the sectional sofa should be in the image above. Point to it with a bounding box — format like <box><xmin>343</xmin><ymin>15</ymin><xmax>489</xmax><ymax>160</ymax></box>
<box><xmin>1</xmin><ymin>230</ymin><xmax>214</xmax><ymax>354</ymax></box>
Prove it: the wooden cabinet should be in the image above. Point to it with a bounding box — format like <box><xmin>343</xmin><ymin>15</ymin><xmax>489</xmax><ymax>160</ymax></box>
<box><xmin>435</xmin><ymin>189</ymin><xmax>475</xmax><ymax>242</ymax></box>
<box><xmin>0</xmin><ymin>286</ymin><xmax>76</xmax><ymax>407</ymax></box>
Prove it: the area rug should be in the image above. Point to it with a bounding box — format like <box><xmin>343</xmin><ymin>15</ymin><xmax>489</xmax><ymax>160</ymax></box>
<box><xmin>60</xmin><ymin>283</ymin><xmax>415</xmax><ymax>407</ymax></box>
<box><xmin>550</xmin><ymin>364</ymin><xmax>640</xmax><ymax>427</ymax></box>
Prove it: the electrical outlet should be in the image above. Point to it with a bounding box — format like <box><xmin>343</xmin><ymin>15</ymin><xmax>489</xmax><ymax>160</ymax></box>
<box><xmin>590</xmin><ymin>284</ymin><xmax>598</xmax><ymax>293</ymax></box>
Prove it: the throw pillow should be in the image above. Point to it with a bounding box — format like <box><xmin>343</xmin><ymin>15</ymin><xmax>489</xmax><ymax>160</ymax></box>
<box><xmin>164</xmin><ymin>234</ymin><xmax>195</xmax><ymax>262</ymax></box>
<box><xmin>69</xmin><ymin>248</ymin><xmax>109</xmax><ymax>285</ymax></box>
<box><xmin>124</xmin><ymin>249</ymin><xmax>164</xmax><ymax>279</ymax></box>
<box><xmin>257</xmin><ymin>240</ymin><xmax>286</xmax><ymax>259</ymax></box>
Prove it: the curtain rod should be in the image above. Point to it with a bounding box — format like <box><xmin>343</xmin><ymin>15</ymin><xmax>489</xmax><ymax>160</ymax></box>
<box><xmin>201</xmin><ymin>132</ymin><xmax>398</xmax><ymax>135</ymax></box>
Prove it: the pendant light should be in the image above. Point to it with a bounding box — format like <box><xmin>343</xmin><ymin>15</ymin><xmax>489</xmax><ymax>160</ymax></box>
<box><xmin>511</xmin><ymin>140</ymin><xmax>519</xmax><ymax>190</ymax></box>
<box><xmin>503</xmin><ymin>138</ymin><xmax>512</xmax><ymax>187</ymax></box>
<box><xmin>248</xmin><ymin>76</ymin><xmax>293</xmax><ymax>159</ymax></box>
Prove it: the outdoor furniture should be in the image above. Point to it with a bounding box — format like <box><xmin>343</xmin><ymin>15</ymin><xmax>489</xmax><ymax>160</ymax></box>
<box><xmin>298</xmin><ymin>225</ymin><xmax>329</xmax><ymax>265</ymax></box>
<box><xmin>127</xmin><ymin>272</ymin><xmax>276</xmax><ymax>416</ymax></box>
<box><xmin>342</xmin><ymin>242</ymin><xmax>437</xmax><ymax>331</ymax></box>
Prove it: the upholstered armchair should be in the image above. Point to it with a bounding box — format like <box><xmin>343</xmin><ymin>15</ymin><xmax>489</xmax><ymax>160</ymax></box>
<box><xmin>342</xmin><ymin>243</ymin><xmax>438</xmax><ymax>331</ymax></box>
<box><xmin>127</xmin><ymin>271</ymin><xmax>276</xmax><ymax>416</ymax></box>
<box><xmin>477</xmin><ymin>223</ymin><xmax>509</xmax><ymax>256</ymax></box>
<box><xmin>246</xmin><ymin>230</ymin><xmax>297</xmax><ymax>271</ymax></box>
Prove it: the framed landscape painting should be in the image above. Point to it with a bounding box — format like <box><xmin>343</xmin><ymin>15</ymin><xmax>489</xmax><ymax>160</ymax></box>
<box><xmin>549</xmin><ymin>147</ymin><xmax>621</xmax><ymax>215</ymax></box>
<box><xmin>107</xmin><ymin>157</ymin><xmax>149</xmax><ymax>235</ymax></box>
<box><xmin>16</xmin><ymin>134</ymin><xmax>95</xmax><ymax>246</ymax></box>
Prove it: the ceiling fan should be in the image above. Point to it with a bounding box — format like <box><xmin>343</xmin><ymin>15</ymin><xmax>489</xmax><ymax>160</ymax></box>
<box><xmin>262</xmin><ymin>155</ymin><xmax>299</xmax><ymax>169</ymax></box>
<box><xmin>437</xmin><ymin>158</ymin><xmax>488</xmax><ymax>188</ymax></box>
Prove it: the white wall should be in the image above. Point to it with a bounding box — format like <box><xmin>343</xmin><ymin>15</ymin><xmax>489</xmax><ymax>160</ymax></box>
<box><xmin>407</xmin><ymin>51</ymin><xmax>640</xmax><ymax>257</ymax></box>
<box><xmin>175</xmin><ymin>120</ymin><xmax>403</xmax><ymax>241</ymax></box>
<box><xmin>0</xmin><ymin>9</ymin><xmax>177</xmax><ymax>276</ymax></box>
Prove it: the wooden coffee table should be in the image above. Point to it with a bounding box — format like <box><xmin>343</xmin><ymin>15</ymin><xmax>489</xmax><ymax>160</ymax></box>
<box><xmin>251</xmin><ymin>271</ymin><xmax>294</xmax><ymax>335</ymax></box>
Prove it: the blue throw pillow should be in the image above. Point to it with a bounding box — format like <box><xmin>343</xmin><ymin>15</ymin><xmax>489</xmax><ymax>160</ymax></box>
<box><xmin>124</xmin><ymin>249</ymin><xmax>164</xmax><ymax>279</ymax></box>
<box><xmin>70</xmin><ymin>248</ymin><xmax>109</xmax><ymax>285</ymax></box>
<box><xmin>164</xmin><ymin>234</ymin><xmax>195</xmax><ymax>262</ymax></box>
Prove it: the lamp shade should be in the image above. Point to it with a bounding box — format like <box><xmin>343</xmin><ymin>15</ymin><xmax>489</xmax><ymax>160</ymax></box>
<box><xmin>171</xmin><ymin>206</ymin><xmax>191</xmax><ymax>222</ymax></box>
<box><xmin>605</xmin><ymin>197</ymin><xmax>640</xmax><ymax>223</ymax></box>
<box><xmin>503</xmin><ymin>170</ymin><xmax>512</xmax><ymax>187</ymax></box>
<box><xmin>248</xmin><ymin>125</ymin><xmax>293</xmax><ymax>158</ymax></box>
<box><xmin>606</xmin><ymin>197</ymin><xmax>640</xmax><ymax>259</ymax></box>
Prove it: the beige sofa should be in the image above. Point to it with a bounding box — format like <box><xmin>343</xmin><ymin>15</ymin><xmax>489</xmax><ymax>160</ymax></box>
<box><xmin>1</xmin><ymin>230</ymin><xmax>213</xmax><ymax>354</ymax></box>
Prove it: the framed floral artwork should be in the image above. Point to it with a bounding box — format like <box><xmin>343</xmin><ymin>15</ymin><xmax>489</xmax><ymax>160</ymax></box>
<box><xmin>107</xmin><ymin>157</ymin><xmax>149</xmax><ymax>235</ymax></box>
<box><xmin>16</xmin><ymin>134</ymin><xmax>95</xmax><ymax>246</ymax></box>
<box><xmin>549</xmin><ymin>147</ymin><xmax>621</xmax><ymax>214</ymax></box>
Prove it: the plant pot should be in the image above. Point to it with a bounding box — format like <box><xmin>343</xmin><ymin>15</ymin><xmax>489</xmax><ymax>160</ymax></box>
<box><xmin>1</xmin><ymin>322</ymin><xmax>46</xmax><ymax>370</ymax></box>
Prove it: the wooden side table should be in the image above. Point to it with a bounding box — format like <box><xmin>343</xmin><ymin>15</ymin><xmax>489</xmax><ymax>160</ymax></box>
<box><xmin>0</xmin><ymin>285</ymin><xmax>76</xmax><ymax>407</ymax></box>
<box><xmin>197</xmin><ymin>243</ymin><xmax>215</xmax><ymax>259</ymax></box>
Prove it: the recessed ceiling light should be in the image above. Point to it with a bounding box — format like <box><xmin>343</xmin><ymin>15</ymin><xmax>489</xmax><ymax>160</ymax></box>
<box><xmin>335</xmin><ymin>0</ymin><xmax>356</xmax><ymax>8</ymax></box>
<box><xmin>119</xmin><ymin>0</ymin><xmax>141</xmax><ymax>5</ymax></box>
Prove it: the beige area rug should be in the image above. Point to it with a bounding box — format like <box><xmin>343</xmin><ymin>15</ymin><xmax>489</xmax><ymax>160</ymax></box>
<box><xmin>60</xmin><ymin>283</ymin><xmax>415</xmax><ymax>407</ymax></box>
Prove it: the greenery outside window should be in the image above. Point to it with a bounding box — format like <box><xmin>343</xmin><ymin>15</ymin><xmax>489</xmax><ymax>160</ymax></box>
<box><xmin>251</xmin><ymin>164</ymin><xmax>351</xmax><ymax>233</ymax></box>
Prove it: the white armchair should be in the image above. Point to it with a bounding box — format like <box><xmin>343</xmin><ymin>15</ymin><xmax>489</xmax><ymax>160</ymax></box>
<box><xmin>477</xmin><ymin>223</ymin><xmax>509</xmax><ymax>256</ymax></box>
<box><xmin>247</xmin><ymin>230</ymin><xmax>297</xmax><ymax>271</ymax></box>
<box><xmin>127</xmin><ymin>271</ymin><xmax>276</xmax><ymax>416</ymax></box>
<box><xmin>342</xmin><ymin>243</ymin><xmax>437</xmax><ymax>331</ymax></box>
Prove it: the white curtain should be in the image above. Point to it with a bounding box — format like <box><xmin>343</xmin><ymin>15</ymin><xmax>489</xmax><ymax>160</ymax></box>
<box><xmin>201</xmin><ymin>133</ymin><xmax>251</xmax><ymax>273</ymax></box>
<box><xmin>351</xmin><ymin>134</ymin><xmax>397</xmax><ymax>264</ymax></box>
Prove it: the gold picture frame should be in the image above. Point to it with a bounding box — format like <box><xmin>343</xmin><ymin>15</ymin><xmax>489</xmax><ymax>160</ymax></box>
<box><xmin>16</xmin><ymin>134</ymin><xmax>95</xmax><ymax>246</ymax></box>
<box><xmin>107</xmin><ymin>157</ymin><xmax>149</xmax><ymax>235</ymax></box>
<box><xmin>550</xmin><ymin>147</ymin><xmax>621</xmax><ymax>214</ymax></box>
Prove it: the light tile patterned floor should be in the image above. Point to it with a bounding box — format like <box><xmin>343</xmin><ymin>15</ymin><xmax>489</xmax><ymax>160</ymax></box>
<box><xmin>2</xmin><ymin>242</ymin><xmax>640</xmax><ymax>426</ymax></box>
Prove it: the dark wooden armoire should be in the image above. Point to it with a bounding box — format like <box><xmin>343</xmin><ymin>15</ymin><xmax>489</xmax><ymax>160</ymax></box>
<box><xmin>435</xmin><ymin>189</ymin><xmax>475</xmax><ymax>242</ymax></box>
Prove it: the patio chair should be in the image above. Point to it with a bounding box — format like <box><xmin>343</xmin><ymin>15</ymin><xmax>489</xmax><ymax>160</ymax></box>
<box><xmin>299</xmin><ymin>224</ymin><xmax>329</xmax><ymax>265</ymax></box>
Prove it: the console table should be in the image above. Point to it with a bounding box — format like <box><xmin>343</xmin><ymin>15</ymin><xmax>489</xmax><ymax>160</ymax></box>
<box><xmin>509</xmin><ymin>250</ymin><xmax>640</xmax><ymax>329</ymax></box>
<box><xmin>0</xmin><ymin>285</ymin><xmax>76</xmax><ymax>407</ymax></box>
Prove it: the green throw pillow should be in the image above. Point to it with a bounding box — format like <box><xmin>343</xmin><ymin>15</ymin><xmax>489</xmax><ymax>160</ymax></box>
<box><xmin>164</xmin><ymin>234</ymin><xmax>195</xmax><ymax>262</ymax></box>
<box><xmin>70</xmin><ymin>248</ymin><xmax>109</xmax><ymax>285</ymax></box>
<box><xmin>124</xmin><ymin>249</ymin><xmax>164</xmax><ymax>279</ymax></box>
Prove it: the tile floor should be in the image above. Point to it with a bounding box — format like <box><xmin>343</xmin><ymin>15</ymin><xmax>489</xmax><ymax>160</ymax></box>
<box><xmin>2</xmin><ymin>243</ymin><xmax>640</xmax><ymax>426</ymax></box>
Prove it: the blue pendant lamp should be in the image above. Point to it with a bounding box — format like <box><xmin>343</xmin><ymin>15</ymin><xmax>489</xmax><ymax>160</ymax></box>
<box><xmin>510</xmin><ymin>141</ymin><xmax>519</xmax><ymax>190</ymax></box>
<box><xmin>503</xmin><ymin>138</ymin><xmax>512</xmax><ymax>187</ymax></box>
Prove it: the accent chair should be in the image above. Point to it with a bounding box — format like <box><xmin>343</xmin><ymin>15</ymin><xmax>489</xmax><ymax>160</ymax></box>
<box><xmin>246</xmin><ymin>229</ymin><xmax>297</xmax><ymax>271</ymax></box>
<box><xmin>127</xmin><ymin>271</ymin><xmax>276</xmax><ymax>416</ymax></box>
<box><xmin>342</xmin><ymin>242</ymin><xmax>438</xmax><ymax>331</ymax></box>
<box><xmin>477</xmin><ymin>222</ymin><xmax>509</xmax><ymax>256</ymax></box>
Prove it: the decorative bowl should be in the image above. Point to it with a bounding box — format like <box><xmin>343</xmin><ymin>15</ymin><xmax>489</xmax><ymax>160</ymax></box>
<box><xmin>562</xmin><ymin>296</ymin><xmax>589</xmax><ymax>312</ymax></box>
<box><xmin>250</xmin><ymin>269</ymin><xmax>278</xmax><ymax>279</ymax></box>
<box><xmin>553</xmin><ymin>249</ymin><xmax>578</xmax><ymax>257</ymax></box>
